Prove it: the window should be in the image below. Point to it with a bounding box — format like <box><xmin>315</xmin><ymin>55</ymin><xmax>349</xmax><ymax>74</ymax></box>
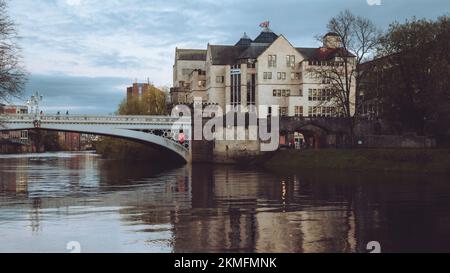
<box><xmin>277</xmin><ymin>72</ymin><xmax>281</xmax><ymax>80</ymax></box>
<box><xmin>279</xmin><ymin>107</ymin><xmax>288</xmax><ymax>116</ymax></box>
<box><xmin>308</xmin><ymin>88</ymin><xmax>332</xmax><ymax>101</ymax></box>
<box><xmin>306</xmin><ymin>106</ymin><xmax>335</xmax><ymax>118</ymax></box>
<box><xmin>286</xmin><ymin>55</ymin><xmax>295</xmax><ymax>68</ymax></box>
<box><xmin>268</xmin><ymin>55</ymin><xmax>277</xmax><ymax>67</ymax></box>
<box><xmin>299</xmin><ymin>89</ymin><xmax>303</xmax><ymax>97</ymax></box>
<box><xmin>278</xmin><ymin>72</ymin><xmax>286</xmax><ymax>80</ymax></box>
<box><xmin>327</xmin><ymin>89</ymin><xmax>332</xmax><ymax>101</ymax></box>
<box><xmin>247</xmin><ymin>74</ymin><xmax>256</xmax><ymax>106</ymax></box>
<box><xmin>295</xmin><ymin>106</ymin><xmax>303</xmax><ymax>117</ymax></box>
<box><xmin>198</xmin><ymin>80</ymin><xmax>206</xmax><ymax>87</ymax></box>
<box><xmin>230</xmin><ymin>64</ymin><xmax>241</xmax><ymax>106</ymax></box>
<box><xmin>269</xmin><ymin>55</ymin><xmax>277</xmax><ymax>67</ymax></box>
<box><xmin>273</xmin><ymin>89</ymin><xmax>291</xmax><ymax>97</ymax></box>
<box><xmin>291</xmin><ymin>72</ymin><xmax>301</xmax><ymax>80</ymax></box>
<box><xmin>216</xmin><ymin>76</ymin><xmax>224</xmax><ymax>83</ymax></box>
<box><xmin>263</xmin><ymin>72</ymin><xmax>272</xmax><ymax>80</ymax></box>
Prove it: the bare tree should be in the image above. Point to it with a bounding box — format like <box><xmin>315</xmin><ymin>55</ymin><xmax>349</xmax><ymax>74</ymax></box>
<box><xmin>307</xmin><ymin>10</ymin><xmax>381</xmax><ymax>144</ymax></box>
<box><xmin>0</xmin><ymin>0</ymin><xmax>26</xmax><ymax>102</ymax></box>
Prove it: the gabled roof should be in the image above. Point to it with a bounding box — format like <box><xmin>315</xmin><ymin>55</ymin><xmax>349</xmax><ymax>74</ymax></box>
<box><xmin>176</xmin><ymin>49</ymin><xmax>207</xmax><ymax>61</ymax></box>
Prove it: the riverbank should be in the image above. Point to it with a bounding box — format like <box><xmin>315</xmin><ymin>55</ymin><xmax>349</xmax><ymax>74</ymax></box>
<box><xmin>264</xmin><ymin>149</ymin><xmax>450</xmax><ymax>174</ymax></box>
<box><xmin>94</xmin><ymin>137</ymin><xmax>185</xmax><ymax>164</ymax></box>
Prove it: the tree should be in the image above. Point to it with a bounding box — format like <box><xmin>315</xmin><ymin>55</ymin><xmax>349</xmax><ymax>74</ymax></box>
<box><xmin>29</xmin><ymin>130</ymin><xmax>62</xmax><ymax>152</ymax></box>
<box><xmin>96</xmin><ymin>84</ymin><xmax>169</xmax><ymax>160</ymax></box>
<box><xmin>117</xmin><ymin>85</ymin><xmax>167</xmax><ymax>115</ymax></box>
<box><xmin>375</xmin><ymin>16</ymin><xmax>450</xmax><ymax>137</ymax></box>
<box><xmin>0</xmin><ymin>0</ymin><xmax>26</xmax><ymax>101</ymax></box>
<box><xmin>307</xmin><ymin>10</ymin><xmax>381</xmax><ymax>144</ymax></box>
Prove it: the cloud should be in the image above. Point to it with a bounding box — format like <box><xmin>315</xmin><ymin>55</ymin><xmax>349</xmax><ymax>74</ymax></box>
<box><xmin>6</xmin><ymin>0</ymin><xmax>449</xmax><ymax>114</ymax></box>
<box><xmin>16</xmin><ymin>74</ymin><xmax>132</xmax><ymax>115</ymax></box>
<box><xmin>66</xmin><ymin>0</ymin><xmax>81</xmax><ymax>6</ymax></box>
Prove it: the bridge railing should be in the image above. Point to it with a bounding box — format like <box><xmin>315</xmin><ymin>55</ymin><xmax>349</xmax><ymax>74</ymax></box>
<box><xmin>0</xmin><ymin>114</ymin><xmax>191</xmax><ymax>124</ymax></box>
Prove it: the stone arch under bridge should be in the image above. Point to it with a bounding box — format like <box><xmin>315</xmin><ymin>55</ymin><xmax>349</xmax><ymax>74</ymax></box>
<box><xmin>280</xmin><ymin>117</ymin><xmax>354</xmax><ymax>149</ymax></box>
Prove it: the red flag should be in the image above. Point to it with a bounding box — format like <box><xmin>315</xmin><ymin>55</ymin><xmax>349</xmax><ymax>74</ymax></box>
<box><xmin>259</xmin><ymin>21</ymin><xmax>269</xmax><ymax>28</ymax></box>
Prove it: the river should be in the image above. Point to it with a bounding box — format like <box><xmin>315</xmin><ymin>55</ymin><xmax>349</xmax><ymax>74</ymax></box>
<box><xmin>0</xmin><ymin>152</ymin><xmax>449</xmax><ymax>253</ymax></box>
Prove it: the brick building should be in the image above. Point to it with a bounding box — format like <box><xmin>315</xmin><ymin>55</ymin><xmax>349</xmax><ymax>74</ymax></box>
<box><xmin>0</xmin><ymin>104</ymin><xmax>32</xmax><ymax>153</ymax></box>
<box><xmin>127</xmin><ymin>82</ymin><xmax>151</xmax><ymax>100</ymax></box>
<box><xmin>58</xmin><ymin>132</ymin><xmax>81</xmax><ymax>151</ymax></box>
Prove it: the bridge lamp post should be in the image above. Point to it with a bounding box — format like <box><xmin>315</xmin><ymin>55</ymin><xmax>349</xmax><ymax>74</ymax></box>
<box><xmin>27</xmin><ymin>91</ymin><xmax>43</xmax><ymax>120</ymax></box>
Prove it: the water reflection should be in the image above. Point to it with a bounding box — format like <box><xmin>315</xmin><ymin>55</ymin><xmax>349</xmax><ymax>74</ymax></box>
<box><xmin>0</xmin><ymin>152</ymin><xmax>450</xmax><ymax>253</ymax></box>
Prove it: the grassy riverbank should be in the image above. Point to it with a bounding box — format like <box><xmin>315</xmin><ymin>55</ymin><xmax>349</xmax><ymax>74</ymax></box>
<box><xmin>94</xmin><ymin>137</ymin><xmax>184</xmax><ymax>164</ymax></box>
<box><xmin>264</xmin><ymin>149</ymin><xmax>450</xmax><ymax>174</ymax></box>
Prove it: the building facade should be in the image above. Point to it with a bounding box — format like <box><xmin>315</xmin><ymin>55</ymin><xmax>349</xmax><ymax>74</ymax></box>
<box><xmin>0</xmin><ymin>104</ymin><xmax>28</xmax><ymax>114</ymax></box>
<box><xmin>170</xmin><ymin>49</ymin><xmax>207</xmax><ymax>104</ymax></box>
<box><xmin>127</xmin><ymin>82</ymin><xmax>152</xmax><ymax>101</ymax></box>
<box><xmin>0</xmin><ymin>104</ymin><xmax>31</xmax><ymax>153</ymax></box>
<box><xmin>172</xmin><ymin>27</ymin><xmax>356</xmax><ymax>118</ymax></box>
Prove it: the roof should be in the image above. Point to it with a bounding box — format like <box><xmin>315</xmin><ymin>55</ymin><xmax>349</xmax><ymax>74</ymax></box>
<box><xmin>176</xmin><ymin>49</ymin><xmax>207</xmax><ymax>61</ymax></box>
<box><xmin>238</xmin><ymin>45</ymin><xmax>269</xmax><ymax>59</ymax></box>
<box><xmin>295</xmin><ymin>47</ymin><xmax>317</xmax><ymax>59</ymax></box>
<box><xmin>324</xmin><ymin>32</ymin><xmax>340</xmax><ymax>37</ymax></box>
<box><xmin>206</xmin><ymin>29</ymin><xmax>355</xmax><ymax>65</ymax></box>
<box><xmin>253</xmin><ymin>31</ymin><xmax>279</xmax><ymax>44</ymax></box>
<box><xmin>235</xmin><ymin>32</ymin><xmax>253</xmax><ymax>46</ymax></box>
<box><xmin>296</xmin><ymin>47</ymin><xmax>355</xmax><ymax>61</ymax></box>
<box><xmin>235</xmin><ymin>38</ymin><xmax>252</xmax><ymax>47</ymax></box>
<box><xmin>210</xmin><ymin>45</ymin><xmax>248</xmax><ymax>65</ymax></box>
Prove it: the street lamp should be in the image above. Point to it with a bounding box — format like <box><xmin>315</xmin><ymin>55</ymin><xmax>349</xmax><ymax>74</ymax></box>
<box><xmin>27</xmin><ymin>91</ymin><xmax>43</xmax><ymax>119</ymax></box>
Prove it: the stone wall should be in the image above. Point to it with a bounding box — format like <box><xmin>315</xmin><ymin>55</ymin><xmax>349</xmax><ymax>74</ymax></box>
<box><xmin>357</xmin><ymin>134</ymin><xmax>437</xmax><ymax>149</ymax></box>
<box><xmin>212</xmin><ymin>139</ymin><xmax>261</xmax><ymax>164</ymax></box>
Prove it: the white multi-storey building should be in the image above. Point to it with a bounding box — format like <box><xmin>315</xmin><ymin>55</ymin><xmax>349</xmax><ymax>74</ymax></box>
<box><xmin>172</xmin><ymin>26</ymin><xmax>356</xmax><ymax>117</ymax></box>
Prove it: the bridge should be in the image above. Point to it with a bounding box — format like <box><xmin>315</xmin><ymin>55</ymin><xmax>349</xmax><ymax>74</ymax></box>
<box><xmin>0</xmin><ymin>114</ymin><xmax>192</xmax><ymax>162</ymax></box>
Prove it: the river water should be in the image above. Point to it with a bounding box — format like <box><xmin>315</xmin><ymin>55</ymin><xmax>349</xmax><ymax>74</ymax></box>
<box><xmin>0</xmin><ymin>152</ymin><xmax>449</xmax><ymax>253</ymax></box>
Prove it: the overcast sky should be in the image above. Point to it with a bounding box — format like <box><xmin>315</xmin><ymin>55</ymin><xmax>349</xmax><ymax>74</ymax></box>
<box><xmin>7</xmin><ymin>0</ymin><xmax>449</xmax><ymax>114</ymax></box>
